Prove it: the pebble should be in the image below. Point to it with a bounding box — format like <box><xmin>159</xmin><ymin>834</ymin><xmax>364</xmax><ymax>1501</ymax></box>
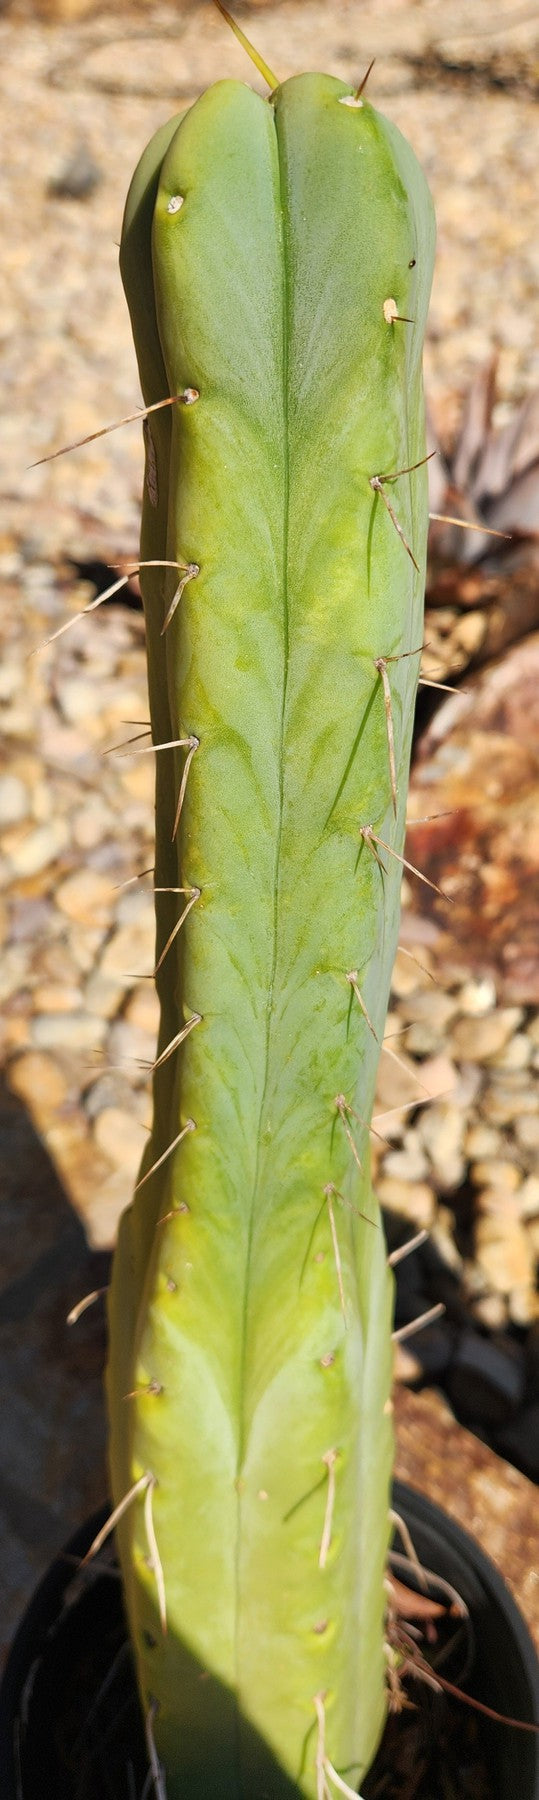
<box><xmin>116</xmin><ymin>886</ymin><xmax>155</xmax><ymax>926</ymax></box>
<box><xmin>457</xmin><ymin>979</ymin><xmax>497</xmax><ymax>1022</ymax></box>
<box><xmin>453</xmin><ymin>610</ymin><xmax>486</xmax><ymax>656</ymax></box>
<box><xmin>471</xmin><ymin>1159</ymin><xmax>521</xmax><ymax>1193</ymax></box>
<box><xmin>491</xmin><ymin>1033</ymin><xmax>532</xmax><ymax>1072</ymax></box>
<box><xmin>475</xmin><ymin>1211</ymin><xmax>534</xmax><ymax>1294</ymax></box>
<box><xmin>525</xmin><ymin>1217</ymin><xmax>539</xmax><ymax>1261</ymax></box>
<box><xmin>99</xmin><ymin>917</ymin><xmax>155</xmax><ymax>981</ymax></box>
<box><xmin>48</xmin><ymin>142</ymin><xmax>102</xmax><ymax>201</ymax></box>
<box><xmin>4</xmin><ymin>1015</ymin><xmax>34</xmax><ymax>1054</ymax></box>
<box><xmin>473</xmin><ymin>1293</ymin><xmax>508</xmax><ymax>1331</ymax></box>
<box><xmin>93</xmin><ymin>1107</ymin><xmax>147</xmax><ymax>1174</ymax></box>
<box><xmin>7</xmin><ymin>819</ymin><xmax>69</xmax><ymax>876</ymax></box>
<box><xmin>405</xmin><ymin>1021</ymin><xmax>444</xmax><ymax>1056</ymax></box>
<box><xmin>384</xmin><ymin>1137</ymin><xmax>429</xmax><ymax>1183</ymax></box>
<box><xmin>32</xmin><ymin>981</ymin><xmax>81</xmax><ymax>1014</ymax></box>
<box><xmin>431</xmin><ymin>1207</ymin><xmax>463</xmax><ymax>1274</ymax></box>
<box><xmin>417</xmin><ymin>1101</ymin><xmax>465</xmax><ymax>1192</ymax></box>
<box><xmin>36</xmin><ymin>939</ymin><xmax>82</xmax><ymax>986</ymax></box>
<box><xmin>56</xmin><ymin>675</ymin><xmax>107</xmax><ymax>727</ymax></box>
<box><xmin>475</xmin><ymin>1186</ymin><xmax>522</xmax><ymax>1222</ymax></box>
<box><xmin>0</xmin><ymin>774</ymin><xmax>30</xmax><ymax>825</ymax></box>
<box><xmin>451</xmin><ymin>1060</ymin><xmax>484</xmax><ymax>1110</ymax></box>
<box><xmin>520</xmin><ymin>1175</ymin><xmax>539</xmax><ymax>1219</ymax></box>
<box><xmin>56</xmin><ymin>867</ymin><xmax>112</xmax><ymax>926</ymax></box>
<box><xmin>83</xmin><ymin>1071</ymin><xmax>136</xmax><ymax>1119</ymax></box>
<box><xmin>464</xmin><ymin>1123</ymin><xmax>502</xmax><ymax>1159</ymax></box>
<box><xmin>31</xmin><ymin>1011</ymin><xmax>107</xmax><ymax>1052</ymax></box>
<box><xmin>40</xmin><ymin>715</ymin><xmax>90</xmax><ymax>764</ymax></box>
<box><xmin>73</xmin><ymin>800</ymin><xmax>117</xmax><ymax>851</ymax></box>
<box><xmin>69</xmin><ymin>924</ymin><xmax>109</xmax><ymax>975</ymax></box>
<box><xmin>107</xmin><ymin>1019</ymin><xmax>155</xmax><ymax>1076</ymax></box>
<box><xmin>399</xmin><ymin>989</ymin><xmax>457</xmax><ymax>1031</ymax></box>
<box><xmin>450</xmin><ymin>1008</ymin><xmax>523</xmax><ymax>1063</ymax></box>
<box><xmin>514</xmin><ymin>1113</ymin><xmax>539</xmax><ymax>1151</ymax></box>
<box><xmin>508</xmin><ymin>1285</ymin><xmax>538</xmax><ymax>1327</ymax></box>
<box><xmin>29</xmin><ymin>781</ymin><xmax>53</xmax><ymax>824</ymax></box>
<box><xmin>374</xmin><ymin>1051</ymin><xmax>421</xmax><ymax>1116</ymax></box>
<box><xmin>376</xmin><ymin>1177</ymin><xmax>436</xmax><ymax>1229</ymax></box>
<box><xmin>124</xmin><ymin>982</ymin><xmax>160</xmax><ymax>1036</ymax></box>
<box><xmin>0</xmin><ymin>945</ymin><xmax>32</xmax><ymax>1005</ymax></box>
<box><xmin>419</xmin><ymin>1053</ymin><xmax>458</xmax><ymax>1102</ymax></box>
<box><xmin>393</xmin><ymin>1343</ymin><xmax>422</xmax><ymax>1385</ymax></box>
<box><xmin>118</xmin><ymin>760</ymin><xmax>154</xmax><ymax>804</ymax></box>
<box><xmin>480</xmin><ymin>1084</ymin><xmax>538</xmax><ymax>1126</ymax></box>
<box><xmin>83</xmin><ymin>1178</ymin><xmax>136</xmax><ymax>1251</ymax></box>
<box><xmin>84</xmin><ymin>970</ymin><xmax>126</xmax><ymax>1019</ymax></box>
<box><xmin>10</xmin><ymin>897</ymin><xmax>53</xmax><ymax>943</ymax></box>
<box><xmin>8</xmin><ymin>1049</ymin><xmax>69</xmax><ymax>1118</ymax></box>
<box><xmin>390</xmin><ymin>945</ymin><xmax>435</xmax><ymax>997</ymax></box>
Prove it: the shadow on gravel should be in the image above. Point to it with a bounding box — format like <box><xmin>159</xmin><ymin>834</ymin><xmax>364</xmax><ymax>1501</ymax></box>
<box><xmin>0</xmin><ymin>1076</ymin><xmax>110</xmax><ymax>1656</ymax></box>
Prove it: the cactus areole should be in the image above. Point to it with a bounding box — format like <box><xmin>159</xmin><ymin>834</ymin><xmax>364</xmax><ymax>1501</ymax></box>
<box><xmin>108</xmin><ymin>58</ymin><xmax>435</xmax><ymax>1800</ymax></box>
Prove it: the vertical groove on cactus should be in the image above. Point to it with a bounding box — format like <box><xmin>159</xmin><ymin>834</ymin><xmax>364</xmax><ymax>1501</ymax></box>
<box><xmin>108</xmin><ymin>65</ymin><xmax>435</xmax><ymax>1800</ymax></box>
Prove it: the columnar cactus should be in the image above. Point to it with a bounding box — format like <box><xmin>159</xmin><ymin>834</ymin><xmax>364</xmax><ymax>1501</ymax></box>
<box><xmin>107</xmin><ymin>36</ymin><xmax>435</xmax><ymax>1800</ymax></box>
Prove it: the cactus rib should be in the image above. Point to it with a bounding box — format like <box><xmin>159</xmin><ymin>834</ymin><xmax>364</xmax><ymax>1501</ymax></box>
<box><xmin>108</xmin><ymin>66</ymin><xmax>435</xmax><ymax>1800</ymax></box>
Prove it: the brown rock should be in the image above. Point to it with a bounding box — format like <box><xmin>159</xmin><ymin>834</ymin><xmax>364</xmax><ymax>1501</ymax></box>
<box><xmin>395</xmin><ymin>1386</ymin><xmax>539</xmax><ymax>1656</ymax></box>
<box><xmin>406</xmin><ymin>635</ymin><xmax>539</xmax><ymax>1002</ymax></box>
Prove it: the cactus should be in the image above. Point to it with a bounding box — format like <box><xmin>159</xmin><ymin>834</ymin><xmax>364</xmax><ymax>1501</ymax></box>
<box><xmin>107</xmin><ymin>27</ymin><xmax>435</xmax><ymax>1800</ymax></box>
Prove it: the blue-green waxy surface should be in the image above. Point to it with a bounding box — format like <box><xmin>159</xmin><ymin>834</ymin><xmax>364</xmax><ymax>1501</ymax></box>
<box><xmin>108</xmin><ymin>70</ymin><xmax>435</xmax><ymax>1799</ymax></box>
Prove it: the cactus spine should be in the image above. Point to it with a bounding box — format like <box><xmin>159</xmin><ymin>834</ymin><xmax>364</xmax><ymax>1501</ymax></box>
<box><xmin>108</xmin><ymin>57</ymin><xmax>435</xmax><ymax>1800</ymax></box>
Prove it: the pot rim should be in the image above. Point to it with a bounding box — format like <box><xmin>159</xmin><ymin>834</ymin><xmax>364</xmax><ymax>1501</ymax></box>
<box><xmin>1</xmin><ymin>1481</ymin><xmax>538</xmax><ymax>1798</ymax></box>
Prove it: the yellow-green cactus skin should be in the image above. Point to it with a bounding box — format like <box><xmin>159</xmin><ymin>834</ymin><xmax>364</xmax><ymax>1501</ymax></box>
<box><xmin>107</xmin><ymin>63</ymin><xmax>435</xmax><ymax>1800</ymax></box>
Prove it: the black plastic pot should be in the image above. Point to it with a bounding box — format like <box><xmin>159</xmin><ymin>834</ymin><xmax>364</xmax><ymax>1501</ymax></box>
<box><xmin>1</xmin><ymin>1481</ymin><xmax>538</xmax><ymax>1799</ymax></box>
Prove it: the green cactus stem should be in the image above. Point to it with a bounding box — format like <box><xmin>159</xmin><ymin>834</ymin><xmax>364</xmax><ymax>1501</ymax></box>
<box><xmin>107</xmin><ymin>58</ymin><xmax>435</xmax><ymax>1800</ymax></box>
